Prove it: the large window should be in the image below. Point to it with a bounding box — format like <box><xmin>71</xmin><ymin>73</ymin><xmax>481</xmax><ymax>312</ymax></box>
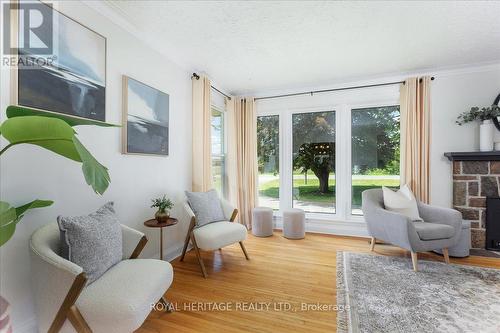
<box><xmin>292</xmin><ymin>111</ymin><xmax>336</xmax><ymax>214</ymax></box>
<box><xmin>211</xmin><ymin>107</ymin><xmax>225</xmax><ymax>196</ymax></box>
<box><xmin>256</xmin><ymin>99</ymin><xmax>400</xmax><ymax>221</ymax></box>
<box><xmin>351</xmin><ymin>106</ymin><xmax>400</xmax><ymax>215</ymax></box>
<box><xmin>257</xmin><ymin>115</ymin><xmax>280</xmax><ymax>210</ymax></box>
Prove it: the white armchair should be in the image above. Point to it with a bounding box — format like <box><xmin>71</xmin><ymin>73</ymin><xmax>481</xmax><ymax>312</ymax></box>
<box><xmin>180</xmin><ymin>198</ymin><xmax>249</xmax><ymax>278</ymax></box>
<box><xmin>30</xmin><ymin>222</ymin><xmax>173</xmax><ymax>333</ymax></box>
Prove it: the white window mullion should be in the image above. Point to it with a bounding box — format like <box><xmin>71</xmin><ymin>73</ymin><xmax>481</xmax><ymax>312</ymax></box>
<box><xmin>280</xmin><ymin>109</ymin><xmax>293</xmax><ymax>213</ymax></box>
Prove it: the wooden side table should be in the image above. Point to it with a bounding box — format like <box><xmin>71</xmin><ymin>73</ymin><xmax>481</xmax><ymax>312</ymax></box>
<box><xmin>144</xmin><ymin>218</ymin><xmax>178</xmax><ymax>260</ymax></box>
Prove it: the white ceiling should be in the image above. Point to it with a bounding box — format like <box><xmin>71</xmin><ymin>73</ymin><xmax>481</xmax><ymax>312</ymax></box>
<box><xmin>101</xmin><ymin>0</ymin><xmax>500</xmax><ymax>95</ymax></box>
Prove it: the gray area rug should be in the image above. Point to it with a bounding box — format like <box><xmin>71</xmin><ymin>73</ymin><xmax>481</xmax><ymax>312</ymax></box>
<box><xmin>337</xmin><ymin>251</ymin><xmax>500</xmax><ymax>333</ymax></box>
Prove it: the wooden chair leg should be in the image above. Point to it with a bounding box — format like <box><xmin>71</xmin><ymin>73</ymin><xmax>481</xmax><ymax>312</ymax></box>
<box><xmin>48</xmin><ymin>273</ymin><xmax>88</xmax><ymax>333</ymax></box>
<box><xmin>411</xmin><ymin>251</ymin><xmax>418</xmax><ymax>272</ymax></box>
<box><xmin>369</xmin><ymin>237</ymin><xmax>376</xmax><ymax>251</ymax></box>
<box><xmin>239</xmin><ymin>241</ymin><xmax>250</xmax><ymax>260</ymax></box>
<box><xmin>442</xmin><ymin>248</ymin><xmax>450</xmax><ymax>264</ymax></box>
<box><xmin>191</xmin><ymin>234</ymin><xmax>207</xmax><ymax>278</ymax></box>
<box><xmin>67</xmin><ymin>305</ymin><xmax>92</xmax><ymax>333</ymax></box>
<box><xmin>158</xmin><ymin>296</ymin><xmax>174</xmax><ymax>313</ymax></box>
<box><xmin>180</xmin><ymin>217</ymin><xmax>195</xmax><ymax>262</ymax></box>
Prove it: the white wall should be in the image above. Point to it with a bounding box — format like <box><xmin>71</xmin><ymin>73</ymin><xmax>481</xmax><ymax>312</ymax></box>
<box><xmin>0</xmin><ymin>1</ymin><xmax>192</xmax><ymax>332</ymax></box>
<box><xmin>430</xmin><ymin>66</ymin><xmax>500</xmax><ymax>207</ymax></box>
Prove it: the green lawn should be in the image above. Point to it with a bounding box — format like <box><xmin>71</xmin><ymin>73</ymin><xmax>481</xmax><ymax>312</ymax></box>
<box><xmin>259</xmin><ymin>177</ymin><xmax>399</xmax><ymax>207</ymax></box>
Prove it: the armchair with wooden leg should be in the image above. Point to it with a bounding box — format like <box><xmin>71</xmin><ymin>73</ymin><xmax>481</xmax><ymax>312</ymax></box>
<box><xmin>362</xmin><ymin>189</ymin><xmax>462</xmax><ymax>271</ymax></box>
<box><xmin>30</xmin><ymin>223</ymin><xmax>173</xmax><ymax>333</ymax></box>
<box><xmin>180</xmin><ymin>197</ymin><xmax>249</xmax><ymax>278</ymax></box>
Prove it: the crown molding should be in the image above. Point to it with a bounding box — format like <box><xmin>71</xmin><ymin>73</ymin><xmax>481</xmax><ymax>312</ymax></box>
<box><xmin>250</xmin><ymin>61</ymin><xmax>500</xmax><ymax>98</ymax></box>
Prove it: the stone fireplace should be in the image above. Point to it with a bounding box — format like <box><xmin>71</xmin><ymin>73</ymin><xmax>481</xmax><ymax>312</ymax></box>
<box><xmin>445</xmin><ymin>152</ymin><xmax>500</xmax><ymax>248</ymax></box>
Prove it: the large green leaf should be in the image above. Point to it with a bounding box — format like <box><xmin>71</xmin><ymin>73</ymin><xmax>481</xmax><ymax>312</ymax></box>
<box><xmin>0</xmin><ymin>202</ymin><xmax>16</xmax><ymax>227</ymax></box>
<box><xmin>6</xmin><ymin>105</ymin><xmax>120</xmax><ymax>127</ymax></box>
<box><xmin>15</xmin><ymin>199</ymin><xmax>53</xmax><ymax>218</ymax></box>
<box><xmin>0</xmin><ymin>116</ymin><xmax>81</xmax><ymax>161</ymax></box>
<box><xmin>0</xmin><ymin>223</ymin><xmax>16</xmax><ymax>247</ymax></box>
<box><xmin>1</xmin><ymin>116</ymin><xmax>111</xmax><ymax>194</ymax></box>
<box><xmin>0</xmin><ymin>200</ymin><xmax>53</xmax><ymax>246</ymax></box>
<box><xmin>73</xmin><ymin>136</ymin><xmax>110</xmax><ymax>195</ymax></box>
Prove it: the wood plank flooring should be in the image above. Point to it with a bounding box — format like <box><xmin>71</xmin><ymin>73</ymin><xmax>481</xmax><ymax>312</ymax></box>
<box><xmin>137</xmin><ymin>232</ymin><xmax>500</xmax><ymax>333</ymax></box>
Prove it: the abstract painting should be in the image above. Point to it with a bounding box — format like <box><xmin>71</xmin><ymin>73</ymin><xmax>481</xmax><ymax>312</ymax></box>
<box><xmin>123</xmin><ymin>76</ymin><xmax>169</xmax><ymax>155</ymax></box>
<box><xmin>17</xmin><ymin>3</ymin><xmax>106</xmax><ymax>121</ymax></box>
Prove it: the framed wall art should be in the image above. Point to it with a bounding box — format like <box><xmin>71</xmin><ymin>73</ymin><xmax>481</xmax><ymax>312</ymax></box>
<box><xmin>122</xmin><ymin>76</ymin><xmax>169</xmax><ymax>156</ymax></box>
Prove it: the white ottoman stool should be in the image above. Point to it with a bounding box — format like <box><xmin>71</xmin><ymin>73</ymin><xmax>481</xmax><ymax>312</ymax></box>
<box><xmin>283</xmin><ymin>208</ymin><xmax>305</xmax><ymax>239</ymax></box>
<box><xmin>252</xmin><ymin>207</ymin><xmax>274</xmax><ymax>237</ymax></box>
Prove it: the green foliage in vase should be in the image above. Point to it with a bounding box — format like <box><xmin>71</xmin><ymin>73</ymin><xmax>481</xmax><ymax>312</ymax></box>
<box><xmin>151</xmin><ymin>195</ymin><xmax>174</xmax><ymax>213</ymax></box>
<box><xmin>456</xmin><ymin>105</ymin><xmax>500</xmax><ymax>125</ymax></box>
<box><xmin>0</xmin><ymin>105</ymin><xmax>119</xmax><ymax>247</ymax></box>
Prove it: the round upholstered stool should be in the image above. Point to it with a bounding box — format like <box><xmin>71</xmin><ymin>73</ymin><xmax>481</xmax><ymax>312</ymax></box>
<box><xmin>283</xmin><ymin>208</ymin><xmax>305</xmax><ymax>239</ymax></box>
<box><xmin>252</xmin><ymin>207</ymin><xmax>274</xmax><ymax>237</ymax></box>
<box><xmin>434</xmin><ymin>220</ymin><xmax>470</xmax><ymax>257</ymax></box>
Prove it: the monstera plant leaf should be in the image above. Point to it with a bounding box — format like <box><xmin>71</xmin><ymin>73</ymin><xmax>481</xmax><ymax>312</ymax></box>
<box><xmin>0</xmin><ymin>107</ymin><xmax>115</xmax><ymax>194</ymax></box>
<box><xmin>0</xmin><ymin>200</ymin><xmax>53</xmax><ymax>246</ymax></box>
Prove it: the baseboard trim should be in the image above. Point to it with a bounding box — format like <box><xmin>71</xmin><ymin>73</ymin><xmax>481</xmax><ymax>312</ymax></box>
<box><xmin>273</xmin><ymin>218</ymin><xmax>369</xmax><ymax>238</ymax></box>
<box><xmin>151</xmin><ymin>242</ymin><xmax>192</xmax><ymax>262</ymax></box>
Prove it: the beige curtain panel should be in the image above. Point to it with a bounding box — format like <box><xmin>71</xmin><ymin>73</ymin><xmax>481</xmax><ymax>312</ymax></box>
<box><xmin>227</xmin><ymin>97</ymin><xmax>258</xmax><ymax>228</ymax></box>
<box><xmin>192</xmin><ymin>75</ymin><xmax>213</xmax><ymax>192</ymax></box>
<box><xmin>400</xmin><ymin>76</ymin><xmax>432</xmax><ymax>203</ymax></box>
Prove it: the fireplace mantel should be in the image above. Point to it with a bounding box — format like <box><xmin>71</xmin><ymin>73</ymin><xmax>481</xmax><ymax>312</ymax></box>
<box><xmin>444</xmin><ymin>151</ymin><xmax>500</xmax><ymax>161</ymax></box>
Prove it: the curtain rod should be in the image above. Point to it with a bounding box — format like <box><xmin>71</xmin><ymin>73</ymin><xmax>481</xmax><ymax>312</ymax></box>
<box><xmin>191</xmin><ymin>73</ymin><xmax>232</xmax><ymax>100</ymax></box>
<box><xmin>255</xmin><ymin>77</ymin><xmax>435</xmax><ymax>101</ymax></box>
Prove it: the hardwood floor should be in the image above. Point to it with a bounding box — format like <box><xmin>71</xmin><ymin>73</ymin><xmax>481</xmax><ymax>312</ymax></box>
<box><xmin>137</xmin><ymin>231</ymin><xmax>500</xmax><ymax>333</ymax></box>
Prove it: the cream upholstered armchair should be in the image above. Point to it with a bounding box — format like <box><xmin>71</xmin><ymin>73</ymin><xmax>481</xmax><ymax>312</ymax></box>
<box><xmin>30</xmin><ymin>222</ymin><xmax>173</xmax><ymax>333</ymax></box>
<box><xmin>180</xmin><ymin>198</ymin><xmax>249</xmax><ymax>278</ymax></box>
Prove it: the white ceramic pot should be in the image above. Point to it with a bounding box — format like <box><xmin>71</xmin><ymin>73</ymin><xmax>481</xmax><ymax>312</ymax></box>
<box><xmin>480</xmin><ymin>119</ymin><xmax>494</xmax><ymax>151</ymax></box>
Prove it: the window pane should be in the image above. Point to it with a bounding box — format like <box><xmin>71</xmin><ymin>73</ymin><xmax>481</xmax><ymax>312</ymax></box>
<box><xmin>211</xmin><ymin>108</ymin><xmax>225</xmax><ymax>196</ymax></box>
<box><xmin>292</xmin><ymin>111</ymin><xmax>336</xmax><ymax>214</ymax></box>
<box><xmin>257</xmin><ymin>115</ymin><xmax>280</xmax><ymax>210</ymax></box>
<box><xmin>351</xmin><ymin>106</ymin><xmax>400</xmax><ymax>215</ymax></box>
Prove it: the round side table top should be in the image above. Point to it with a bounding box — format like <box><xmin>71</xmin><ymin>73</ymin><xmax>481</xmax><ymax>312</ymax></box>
<box><xmin>144</xmin><ymin>218</ymin><xmax>178</xmax><ymax>228</ymax></box>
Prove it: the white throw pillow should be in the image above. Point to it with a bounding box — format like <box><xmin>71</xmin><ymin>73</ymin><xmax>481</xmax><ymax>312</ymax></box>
<box><xmin>382</xmin><ymin>185</ymin><xmax>422</xmax><ymax>221</ymax></box>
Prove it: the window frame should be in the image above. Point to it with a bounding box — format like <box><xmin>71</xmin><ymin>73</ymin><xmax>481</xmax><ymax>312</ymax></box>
<box><xmin>256</xmin><ymin>99</ymin><xmax>400</xmax><ymax>223</ymax></box>
<box><xmin>211</xmin><ymin>104</ymin><xmax>227</xmax><ymax>198</ymax></box>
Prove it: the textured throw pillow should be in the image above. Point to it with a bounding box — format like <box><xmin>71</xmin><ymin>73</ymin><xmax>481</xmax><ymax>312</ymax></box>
<box><xmin>382</xmin><ymin>185</ymin><xmax>422</xmax><ymax>221</ymax></box>
<box><xmin>58</xmin><ymin>202</ymin><xmax>123</xmax><ymax>284</ymax></box>
<box><xmin>185</xmin><ymin>189</ymin><xmax>226</xmax><ymax>227</ymax></box>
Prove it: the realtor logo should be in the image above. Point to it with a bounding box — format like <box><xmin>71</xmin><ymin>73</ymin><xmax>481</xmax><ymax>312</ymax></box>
<box><xmin>3</xmin><ymin>2</ymin><xmax>53</xmax><ymax>55</ymax></box>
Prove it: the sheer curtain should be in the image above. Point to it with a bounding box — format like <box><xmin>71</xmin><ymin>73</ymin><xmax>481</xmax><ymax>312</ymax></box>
<box><xmin>226</xmin><ymin>97</ymin><xmax>258</xmax><ymax>228</ymax></box>
<box><xmin>191</xmin><ymin>75</ymin><xmax>213</xmax><ymax>192</ymax></box>
<box><xmin>400</xmin><ymin>76</ymin><xmax>432</xmax><ymax>203</ymax></box>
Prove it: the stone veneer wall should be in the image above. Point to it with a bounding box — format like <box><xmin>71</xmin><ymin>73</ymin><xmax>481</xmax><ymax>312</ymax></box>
<box><xmin>452</xmin><ymin>160</ymin><xmax>500</xmax><ymax>248</ymax></box>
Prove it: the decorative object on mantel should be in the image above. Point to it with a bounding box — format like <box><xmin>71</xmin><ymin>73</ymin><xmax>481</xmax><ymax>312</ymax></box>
<box><xmin>456</xmin><ymin>105</ymin><xmax>500</xmax><ymax>152</ymax></box>
<box><xmin>151</xmin><ymin>195</ymin><xmax>174</xmax><ymax>223</ymax></box>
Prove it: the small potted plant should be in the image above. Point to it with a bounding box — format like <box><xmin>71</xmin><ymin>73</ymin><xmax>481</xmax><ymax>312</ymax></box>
<box><xmin>456</xmin><ymin>105</ymin><xmax>500</xmax><ymax>151</ymax></box>
<box><xmin>151</xmin><ymin>195</ymin><xmax>174</xmax><ymax>223</ymax></box>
